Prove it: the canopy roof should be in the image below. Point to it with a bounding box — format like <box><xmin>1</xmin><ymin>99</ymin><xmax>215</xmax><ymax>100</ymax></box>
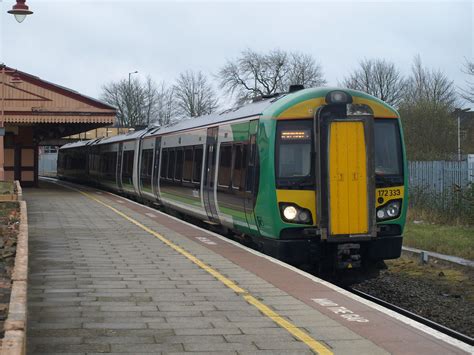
<box><xmin>1</xmin><ymin>65</ymin><xmax>116</xmax><ymax>140</ymax></box>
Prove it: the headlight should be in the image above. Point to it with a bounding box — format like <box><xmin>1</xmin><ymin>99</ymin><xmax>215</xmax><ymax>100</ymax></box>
<box><xmin>283</xmin><ymin>206</ymin><xmax>298</xmax><ymax>220</ymax></box>
<box><xmin>376</xmin><ymin>200</ymin><xmax>401</xmax><ymax>221</ymax></box>
<box><xmin>298</xmin><ymin>210</ymin><xmax>311</xmax><ymax>223</ymax></box>
<box><xmin>376</xmin><ymin>209</ymin><xmax>386</xmax><ymax>219</ymax></box>
<box><xmin>386</xmin><ymin>202</ymin><xmax>400</xmax><ymax>218</ymax></box>
<box><xmin>280</xmin><ymin>203</ymin><xmax>313</xmax><ymax>225</ymax></box>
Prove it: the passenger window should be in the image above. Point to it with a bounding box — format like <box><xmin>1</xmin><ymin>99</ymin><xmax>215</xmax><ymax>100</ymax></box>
<box><xmin>121</xmin><ymin>150</ymin><xmax>134</xmax><ymax>186</ymax></box>
<box><xmin>192</xmin><ymin>146</ymin><xmax>203</xmax><ymax>183</ymax></box>
<box><xmin>140</xmin><ymin>149</ymin><xmax>153</xmax><ymax>177</ymax></box>
<box><xmin>183</xmin><ymin>148</ymin><xmax>193</xmax><ymax>182</ymax></box>
<box><xmin>175</xmin><ymin>149</ymin><xmax>183</xmax><ymax>181</ymax></box>
<box><xmin>218</xmin><ymin>144</ymin><xmax>232</xmax><ymax>187</ymax></box>
<box><xmin>160</xmin><ymin>149</ymin><xmax>168</xmax><ymax>178</ymax></box>
<box><xmin>232</xmin><ymin>144</ymin><xmax>248</xmax><ymax>190</ymax></box>
<box><xmin>168</xmin><ymin>149</ymin><xmax>176</xmax><ymax>179</ymax></box>
<box><xmin>140</xmin><ymin>148</ymin><xmax>154</xmax><ymax>191</ymax></box>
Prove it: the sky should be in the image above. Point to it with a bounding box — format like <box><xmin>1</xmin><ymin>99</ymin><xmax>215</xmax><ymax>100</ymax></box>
<box><xmin>0</xmin><ymin>0</ymin><xmax>472</xmax><ymax>107</ymax></box>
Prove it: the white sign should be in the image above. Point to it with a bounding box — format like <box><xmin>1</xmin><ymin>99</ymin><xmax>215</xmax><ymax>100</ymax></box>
<box><xmin>312</xmin><ymin>298</ymin><xmax>369</xmax><ymax>323</ymax></box>
<box><xmin>195</xmin><ymin>236</ymin><xmax>217</xmax><ymax>245</ymax></box>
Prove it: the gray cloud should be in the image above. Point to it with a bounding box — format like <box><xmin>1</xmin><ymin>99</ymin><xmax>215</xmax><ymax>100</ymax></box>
<box><xmin>1</xmin><ymin>1</ymin><xmax>472</xmax><ymax>107</ymax></box>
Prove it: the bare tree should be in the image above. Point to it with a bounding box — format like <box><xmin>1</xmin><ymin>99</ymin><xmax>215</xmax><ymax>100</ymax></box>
<box><xmin>342</xmin><ymin>58</ymin><xmax>406</xmax><ymax>107</ymax></box>
<box><xmin>218</xmin><ymin>49</ymin><xmax>326</xmax><ymax>104</ymax></box>
<box><xmin>399</xmin><ymin>100</ymin><xmax>457</xmax><ymax>160</ymax></box>
<box><xmin>460</xmin><ymin>58</ymin><xmax>474</xmax><ymax>103</ymax></box>
<box><xmin>101</xmin><ymin>76</ymin><xmax>160</xmax><ymax>128</ymax></box>
<box><xmin>286</xmin><ymin>52</ymin><xmax>326</xmax><ymax>89</ymax></box>
<box><xmin>399</xmin><ymin>56</ymin><xmax>459</xmax><ymax>160</ymax></box>
<box><xmin>405</xmin><ymin>55</ymin><xmax>457</xmax><ymax>109</ymax></box>
<box><xmin>154</xmin><ymin>82</ymin><xmax>177</xmax><ymax>126</ymax></box>
<box><xmin>173</xmin><ymin>71</ymin><xmax>219</xmax><ymax>118</ymax></box>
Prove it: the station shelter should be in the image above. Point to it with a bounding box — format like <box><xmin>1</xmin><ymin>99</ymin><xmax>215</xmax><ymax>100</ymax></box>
<box><xmin>0</xmin><ymin>65</ymin><xmax>116</xmax><ymax>186</ymax></box>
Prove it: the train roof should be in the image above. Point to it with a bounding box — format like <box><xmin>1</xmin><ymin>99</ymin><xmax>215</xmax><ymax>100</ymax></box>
<box><xmin>60</xmin><ymin>139</ymin><xmax>94</xmax><ymax>150</ymax></box>
<box><xmin>95</xmin><ymin>129</ymin><xmax>148</xmax><ymax>144</ymax></box>
<box><xmin>59</xmin><ymin>129</ymin><xmax>147</xmax><ymax>150</ymax></box>
<box><xmin>59</xmin><ymin>87</ymin><xmax>399</xmax><ymax>150</ymax></box>
<box><xmin>142</xmin><ymin>98</ymin><xmax>276</xmax><ymax>139</ymax></box>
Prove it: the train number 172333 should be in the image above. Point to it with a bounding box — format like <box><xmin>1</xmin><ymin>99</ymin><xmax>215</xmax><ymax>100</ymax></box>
<box><xmin>377</xmin><ymin>188</ymin><xmax>401</xmax><ymax>197</ymax></box>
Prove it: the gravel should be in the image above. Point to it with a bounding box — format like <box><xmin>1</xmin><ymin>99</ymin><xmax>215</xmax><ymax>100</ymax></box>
<box><xmin>352</xmin><ymin>260</ymin><xmax>474</xmax><ymax>338</ymax></box>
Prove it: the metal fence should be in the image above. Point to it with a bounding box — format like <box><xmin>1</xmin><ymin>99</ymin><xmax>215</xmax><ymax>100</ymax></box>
<box><xmin>408</xmin><ymin>156</ymin><xmax>474</xmax><ymax>194</ymax></box>
<box><xmin>408</xmin><ymin>157</ymin><xmax>473</xmax><ymax>222</ymax></box>
<box><xmin>38</xmin><ymin>152</ymin><xmax>58</xmax><ymax>177</ymax></box>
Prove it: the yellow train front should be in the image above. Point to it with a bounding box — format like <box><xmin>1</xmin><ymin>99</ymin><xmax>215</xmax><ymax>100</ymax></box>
<box><xmin>253</xmin><ymin>88</ymin><xmax>407</xmax><ymax>271</ymax></box>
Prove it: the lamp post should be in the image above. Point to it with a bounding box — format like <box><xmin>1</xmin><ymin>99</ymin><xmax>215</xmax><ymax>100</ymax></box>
<box><xmin>0</xmin><ymin>1</ymin><xmax>33</xmax><ymax>181</ymax></box>
<box><xmin>454</xmin><ymin>108</ymin><xmax>470</xmax><ymax>161</ymax></box>
<box><xmin>128</xmin><ymin>70</ymin><xmax>138</xmax><ymax>87</ymax></box>
<box><xmin>126</xmin><ymin>71</ymin><xmax>138</xmax><ymax>127</ymax></box>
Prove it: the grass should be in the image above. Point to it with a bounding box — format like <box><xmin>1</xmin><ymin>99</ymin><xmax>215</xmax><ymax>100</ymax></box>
<box><xmin>0</xmin><ymin>201</ymin><xmax>18</xmax><ymax>214</ymax></box>
<box><xmin>386</xmin><ymin>256</ymin><xmax>474</xmax><ymax>302</ymax></box>
<box><xmin>403</xmin><ymin>222</ymin><xmax>474</xmax><ymax>260</ymax></box>
<box><xmin>0</xmin><ymin>181</ymin><xmax>14</xmax><ymax>195</ymax></box>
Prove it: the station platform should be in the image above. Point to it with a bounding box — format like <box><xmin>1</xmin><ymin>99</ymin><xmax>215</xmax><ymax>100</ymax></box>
<box><xmin>24</xmin><ymin>180</ymin><xmax>472</xmax><ymax>354</ymax></box>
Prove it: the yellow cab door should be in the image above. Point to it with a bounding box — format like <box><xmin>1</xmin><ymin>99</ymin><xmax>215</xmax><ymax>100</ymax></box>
<box><xmin>315</xmin><ymin>104</ymin><xmax>375</xmax><ymax>238</ymax></box>
<box><xmin>328</xmin><ymin>120</ymin><xmax>368</xmax><ymax>235</ymax></box>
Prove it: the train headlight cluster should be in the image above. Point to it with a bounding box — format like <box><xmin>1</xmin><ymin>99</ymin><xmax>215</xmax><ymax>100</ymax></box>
<box><xmin>376</xmin><ymin>200</ymin><xmax>401</xmax><ymax>220</ymax></box>
<box><xmin>280</xmin><ymin>203</ymin><xmax>313</xmax><ymax>224</ymax></box>
<box><xmin>283</xmin><ymin>206</ymin><xmax>298</xmax><ymax>220</ymax></box>
<box><xmin>325</xmin><ymin>90</ymin><xmax>353</xmax><ymax>104</ymax></box>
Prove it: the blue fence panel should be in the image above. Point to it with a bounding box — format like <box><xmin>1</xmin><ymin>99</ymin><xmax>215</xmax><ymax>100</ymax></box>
<box><xmin>408</xmin><ymin>160</ymin><xmax>470</xmax><ymax>194</ymax></box>
<box><xmin>39</xmin><ymin>152</ymin><xmax>58</xmax><ymax>177</ymax></box>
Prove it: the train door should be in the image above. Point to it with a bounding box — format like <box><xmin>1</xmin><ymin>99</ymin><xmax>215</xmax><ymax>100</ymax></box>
<box><xmin>243</xmin><ymin>119</ymin><xmax>260</xmax><ymax>235</ymax></box>
<box><xmin>315</xmin><ymin>105</ymin><xmax>375</xmax><ymax>238</ymax></box>
<box><xmin>203</xmin><ymin>127</ymin><xmax>219</xmax><ymax>222</ymax></box>
<box><xmin>116</xmin><ymin>142</ymin><xmax>124</xmax><ymax>191</ymax></box>
<box><xmin>132</xmin><ymin>139</ymin><xmax>141</xmax><ymax>194</ymax></box>
<box><xmin>152</xmin><ymin>137</ymin><xmax>162</xmax><ymax>204</ymax></box>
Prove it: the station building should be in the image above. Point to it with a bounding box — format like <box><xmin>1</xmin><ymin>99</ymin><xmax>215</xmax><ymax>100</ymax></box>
<box><xmin>0</xmin><ymin>65</ymin><xmax>116</xmax><ymax>186</ymax></box>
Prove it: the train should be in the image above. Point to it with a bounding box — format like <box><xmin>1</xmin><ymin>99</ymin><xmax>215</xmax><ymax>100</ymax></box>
<box><xmin>58</xmin><ymin>87</ymin><xmax>408</xmax><ymax>272</ymax></box>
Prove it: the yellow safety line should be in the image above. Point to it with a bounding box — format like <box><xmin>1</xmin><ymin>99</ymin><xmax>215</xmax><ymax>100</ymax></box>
<box><xmin>79</xmin><ymin>190</ymin><xmax>333</xmax><ymax>355</ymax></box>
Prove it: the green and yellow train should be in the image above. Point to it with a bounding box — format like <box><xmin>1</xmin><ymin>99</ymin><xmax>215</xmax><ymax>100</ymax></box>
<box><xmin>58</xmin><ymin>87</ymin><xmax>407</xmax><ymax>271</ymax></box>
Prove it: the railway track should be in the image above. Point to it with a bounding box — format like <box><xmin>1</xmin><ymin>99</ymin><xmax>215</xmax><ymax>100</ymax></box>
<box><xmin>347</xmin><ymin>286</ymin><xmax>474</xmax><ymax>346</ymax></box>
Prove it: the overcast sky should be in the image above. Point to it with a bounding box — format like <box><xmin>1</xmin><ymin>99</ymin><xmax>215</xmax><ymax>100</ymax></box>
<box><xmin>0</xmin><ymin>0</ymin><xmax>472</xmax><ymax>107</ymax></box>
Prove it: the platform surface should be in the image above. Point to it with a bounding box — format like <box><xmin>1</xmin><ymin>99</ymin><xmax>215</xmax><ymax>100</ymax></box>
<box><xmin>25</xmin><ymin>180</ymin><xmax>472</xmax><ymax>354</ymax></box>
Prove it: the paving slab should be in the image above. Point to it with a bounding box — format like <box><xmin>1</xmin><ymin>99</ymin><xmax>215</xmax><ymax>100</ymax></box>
<box><xmin>24</xmin><ymin>181</ymin><xmax>471</xmax><ymax>354</ymax></box>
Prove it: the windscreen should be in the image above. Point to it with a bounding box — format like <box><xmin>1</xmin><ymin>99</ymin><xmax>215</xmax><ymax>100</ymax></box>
<box><xmin>275</xmin><ymin>120</ymin><xmax>314</xmax><ymax>189</ymax></box>
<box><xmin>374</xmin><ymin>119</ymin><xmax>403</xmax><ymax>178</ymax></box>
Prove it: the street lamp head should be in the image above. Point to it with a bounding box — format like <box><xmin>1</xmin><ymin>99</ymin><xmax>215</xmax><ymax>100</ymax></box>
<box><xmin>8</xmin><ymin>0</ymin><xmax>33</xmax><ymax>23</ymax></box>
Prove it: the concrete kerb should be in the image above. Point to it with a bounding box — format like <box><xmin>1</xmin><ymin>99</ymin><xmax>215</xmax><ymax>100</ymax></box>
<box><xmin>14</xmin><ymin>182</ymin><xmax>22</xmax><ymax>202</ymax></box>
<box><xmin>1</xmin><ymin>200</ymin><xmax>28</xmax><ymax>355</ymax></box>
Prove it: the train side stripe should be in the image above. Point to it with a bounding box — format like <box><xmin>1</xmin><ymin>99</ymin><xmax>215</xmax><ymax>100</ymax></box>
<box><xmin>78</xmin><ymin>189</ymin><xmax>334</xmax><ymax>355</ymax></box>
